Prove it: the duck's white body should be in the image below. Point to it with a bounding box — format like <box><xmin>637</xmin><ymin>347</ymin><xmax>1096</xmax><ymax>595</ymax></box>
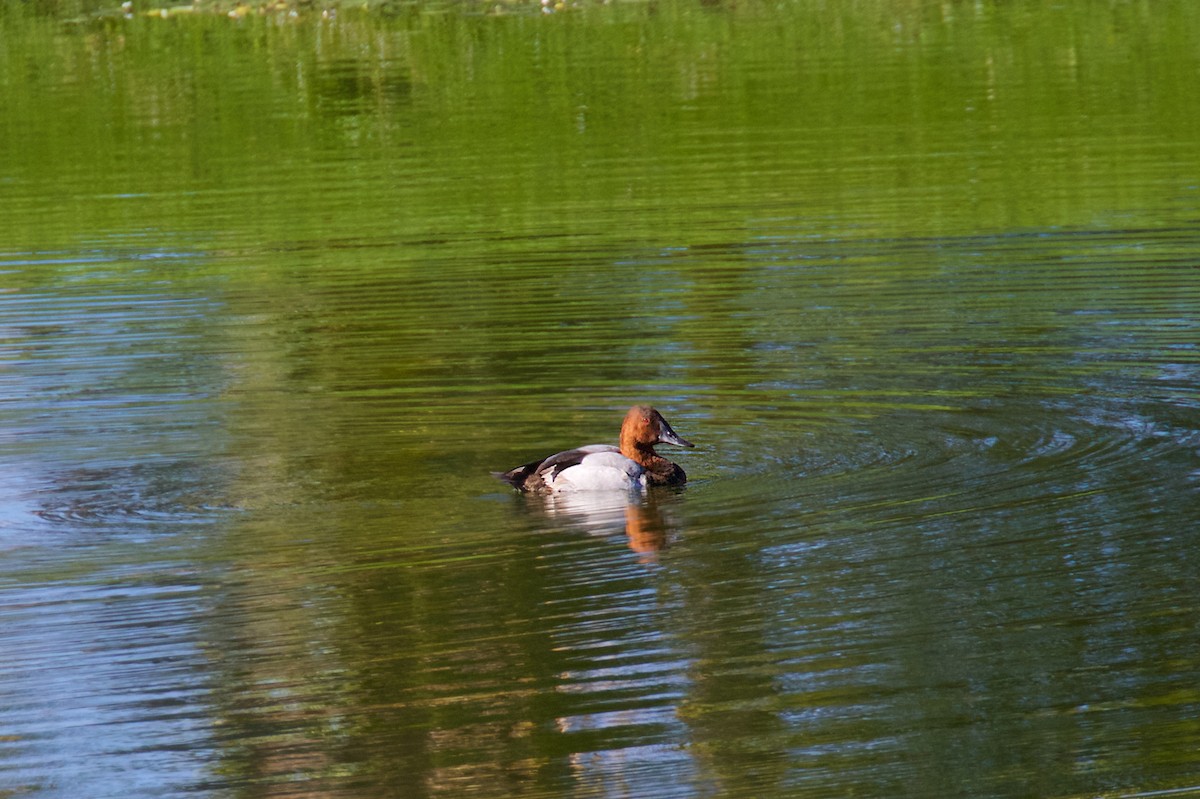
<box><xmin>528</xmin><ymin>445</ymin><xmax>648</xmax><ymax>493</ymax></box>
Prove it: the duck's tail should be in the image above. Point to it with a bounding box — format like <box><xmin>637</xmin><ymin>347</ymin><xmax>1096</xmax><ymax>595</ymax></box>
<box><xmin>492</xmin><ymin>459</ymin><xmax>541</xmax><ymax>491</ymax></box>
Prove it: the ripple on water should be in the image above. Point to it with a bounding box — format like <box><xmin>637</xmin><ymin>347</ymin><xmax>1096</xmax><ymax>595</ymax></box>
<box><xmin>24</xmin><ymin>462</ymin><xmax>231</xmax><ymax>527</ymax></box>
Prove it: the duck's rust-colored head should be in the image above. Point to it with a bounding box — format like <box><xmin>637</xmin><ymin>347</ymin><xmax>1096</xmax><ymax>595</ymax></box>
<box><xmin>619</xmin><ymin>405</ymin><xmax>696</xmax><ymax>460</ymax></box>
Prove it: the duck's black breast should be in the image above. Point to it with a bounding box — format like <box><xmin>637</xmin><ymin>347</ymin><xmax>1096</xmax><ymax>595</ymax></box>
<box><xmin>644</xmin><ymin>459</ymin><xmax>686</xmax><ymax>486</ymax></box>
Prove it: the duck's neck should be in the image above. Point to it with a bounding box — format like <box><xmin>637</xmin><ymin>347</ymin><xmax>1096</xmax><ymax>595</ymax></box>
<box><xmin>621</xmin><ymin>438</ymin><xmax>661</xmax><ymax>469</ymax></box>
<box><xmin>621</xmin><ymin>439</ymin><xmax>686</xmax><ymax>485</ymax></box>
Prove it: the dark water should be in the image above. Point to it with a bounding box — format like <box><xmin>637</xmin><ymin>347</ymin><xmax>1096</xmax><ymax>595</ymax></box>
<box><xmin>3</xmin><ymin>1</ymin><xmax>1200</xmax><ymax>797</ymax></box>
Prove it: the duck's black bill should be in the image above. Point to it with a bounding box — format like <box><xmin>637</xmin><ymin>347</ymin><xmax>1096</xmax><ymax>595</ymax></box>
<box><xmin>658</xmin><ymin>421</ymin><xmax>694</xmax><ymax>448</ymax></box>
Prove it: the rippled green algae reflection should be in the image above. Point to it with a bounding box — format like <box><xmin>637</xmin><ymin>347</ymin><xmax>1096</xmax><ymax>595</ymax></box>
<box><xmin>1</xmin><ymin>1</ymin><xmax>1200</xmax><ymax>797</ymax></box>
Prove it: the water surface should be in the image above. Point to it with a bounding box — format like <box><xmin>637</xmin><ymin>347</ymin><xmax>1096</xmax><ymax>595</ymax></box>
<box><xmin>2</xmin><ymin>1</ymin><xmax>1200</xmax><ymax>797</ymax></box>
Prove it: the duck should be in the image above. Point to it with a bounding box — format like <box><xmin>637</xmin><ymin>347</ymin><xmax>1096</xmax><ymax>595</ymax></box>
<box><xmin>496</xmin><ymin>405</ymin><xmax>694</xmax><ymax>493</ymax></box>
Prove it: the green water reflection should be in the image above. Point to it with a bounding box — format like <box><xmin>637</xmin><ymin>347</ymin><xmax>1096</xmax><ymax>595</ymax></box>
<box><xmin>1</xmin><ymin>1</ymin><xmax>1199</xmax><ymax>797</ymax></box>
<box><xmin>4</xmin><ymin>0</ymin><xmax>1200</xmax><ymax>249</ymax></box>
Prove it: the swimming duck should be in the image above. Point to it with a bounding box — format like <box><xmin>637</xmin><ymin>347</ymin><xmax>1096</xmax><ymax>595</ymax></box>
<box><xmin>497</xmin><ymin>405</ymin><xmax>694</xmax><ymax>493</ymax></box>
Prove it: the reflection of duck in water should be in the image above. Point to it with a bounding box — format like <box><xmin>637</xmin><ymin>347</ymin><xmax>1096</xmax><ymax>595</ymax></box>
<box><xmin>529</xmin><ymin>490</ymin><xmax>674</xmax><ymax>555</ymax></box>
<box><xmin>624</xmin><ymin>500</ymin><xmax>669</xmax><ymax>555</ymax></box>
<box><xmin>496</xmin><ymin>405</ymin><xmax>694</xmax><ymax>494</ymax></box>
